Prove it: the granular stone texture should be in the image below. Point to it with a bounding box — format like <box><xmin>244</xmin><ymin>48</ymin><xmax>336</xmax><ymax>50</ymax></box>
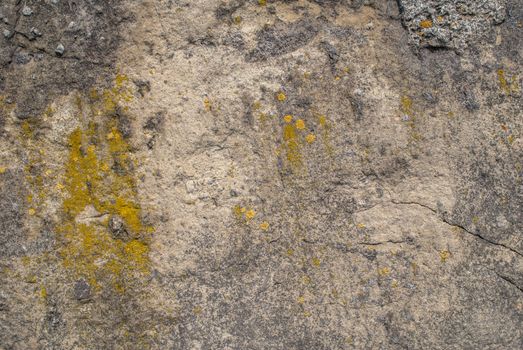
<box><xmin>0</xmin><ymin>1</ymin><xmax>521</xmax><ymax>349</ymax></box>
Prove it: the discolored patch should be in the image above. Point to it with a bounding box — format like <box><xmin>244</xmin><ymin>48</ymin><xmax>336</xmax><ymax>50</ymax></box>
<box><xmin>0</xmin><ymin>0</ymin><xmax>131</xmax><ymax>119</ymax></box>
<box><xmin>248</xmin><ymin>20</ymin><xmax>319</xmax><ymax>61</ymax></box>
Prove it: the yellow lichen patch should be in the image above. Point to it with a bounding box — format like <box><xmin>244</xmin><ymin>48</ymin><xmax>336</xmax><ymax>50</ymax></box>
<box><xmin>99</xmin><ymin>74</ymin><xmax>133</xmax><ymax>114</ymax></box>
<box><xmin>283</xmin><ymin>123</ymin><xmax>302</xmax><ymax>169</ymax></box>
<box><xmin>439</xmin><ymin>250</ymin><xmax>450</xmax><ymax>262</ymax></box>
<box><xmin>420</xmin><ymin>19</ymin><xmax>433</xmax><ymax>28</ymax></box>
<box><xmin>400</xmin><ymin>95</ymin><xmax>413</xmax><ymax>116</ymax></box>
<box><xmin>233</xmin><ymin>205</ymin><xmax>244</xmax><ymax>218</ymax></box>
<box><xmin>245</xmin><ymin>209</ymin><xmax>256</xmax><ymax>220</ymax></box>
<box><xmin>0</xmin><ymin>166</ymin><xmax>6</xmax><ymax>174</ymax></box>
<box><xmin>56</xmin><ymin>79</ymin><xmax>151</xmax><ymax>292</ymax></box>
<box><xmin>297</xmin><ymin>296</ymin><xmax>305</xmax><ymax>304</ymax></box>
<box><xmin>391</xmin><ymin>280</ymin><xmax>399</xmax><ymax>288</ymax></box>
<box><xmin>305</xmin><ymin>133</ymin><xmax>316</xmax><ymax>144</ymax></box>
<box><xmin>233</xmin><ymin>16</ymin><xmax>242</xmax><ymax>25</ymax></box>
<box><xmin>400</xmin><ymin>95</ymin><xmax>423</xmax><ymax>141</ymax></box>
<box><xmin>22</xmin><ymin>256</ymin><xmax>31</xmax><ymax>266</ymax></box>
<box><xmin>233</xmin><ymin>205</ymin><xmax>258</xmax><ymax>223</ymax></box>
<box><xmin>302</xmin><ymin>275</ymin><xmax>311</xmax><ymax>284</ymax></box>
<box><xmin>276</xmin><ymin>92</ymin><xmax>286</xmax><ymax>102</ymax></box>
<box><xmin>284</xmin><ymin>115</ymin><xmax>293</xmax><ymax>123</ymax></box>
<box><xmin>193</xmin><ymin>306</ymin><xmax>203</xmax><ymax>315</ymax></box>
<box><xmin>40</xmin><ymin>285</ymin><xmax>47</xmax><ymax>300</ymax></box>
<box><xmin>497</xmin><ymin>69</ymin><xmax>519</xmax><ymax>94</ymax></box>
<box><xmin>357</xmin><ymin>223</ymin><xmax>366</xmax><ymax>229</ymax></box>
<box><xmin>258</xmin><ymin>0</ymin><xmax>266</xmax><ymax>5</ymax></box>
<box><xmin>295</xmin><ymin>119</ymin><xmax>305</xmax><ymax>130</ymax></box>
<box><xmin>259</xmin><ymin>221</ymin><xmax>269</xmax><ymax>231</ymax></box>
<box><xmin>303</xmin><ymin>311</ymin><xmax>312</xmax><ymax>317</ymax></box>
<box><xmin>378</xmin><ymin>267</ymin><xmax>391</xmax><ymax>276</ymax></box>
<box><xmin>312</xmin><ymin>257</ymin><xmax>321</xmax><ymax>267</ymax></box>
<box><xmin>286</xmin><ymin>248</ymin><xmax>294</xmax><ymax>256</ymax></box>
<box><xmin>124</xmin><ymin>240</ymin><xmax>150</xmax><ymax>272</ymax></box>
<box><xmin>114</xmin><ymin>197</ymin><xmax>145</xmax><ymax>234</ymax></box>
<box><xmin>317</xmin><ymin>114</ymin><xmax>334</xmax><ymax>156</ymax></box>
<box><xmin>498</xmin><ymin>69</ymin><xmax>509</xmax><ymax>93</ymax></box>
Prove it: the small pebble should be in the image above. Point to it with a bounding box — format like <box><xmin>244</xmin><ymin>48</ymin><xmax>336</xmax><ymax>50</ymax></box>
<box><xmin>55</xmin><ymin>43</ymin><xmax>65</xmax><ymax>56</ymax></box>
<box><xmin>22</xmin><ymin>6</ymin><xmax>33</xmax><ymax>16</ymax></box>
<box><xmin>3</xmin><ymin>29</ymin><xmax>11</xmax><ymax>38</ymax></box>
<box><xmin>30</xmin><ymin>27</ymin><xmax>42</xmax><ymax>37</ymax></box>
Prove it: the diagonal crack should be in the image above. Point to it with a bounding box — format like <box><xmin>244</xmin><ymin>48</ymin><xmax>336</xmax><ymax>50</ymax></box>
<box><xmin>495</xmin><ymin>272</ymin><xmax>523</xmax><ymax>294</ymax></box>
<box><xmin>390</xmin><ymin>200</ymin><xmax>523</xmax><ymax>258</ymax></box>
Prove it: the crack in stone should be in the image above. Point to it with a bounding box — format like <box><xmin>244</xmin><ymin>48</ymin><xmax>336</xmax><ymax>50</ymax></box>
<box><xmin>390</xmin><ymin>200</ymin><xmax>523</xmax><ymax>259</ymax></box>
<box><xmin>357</xmin><ymin>240</ymin><xmax>406</xmax><ymax>246</ymax></box>
<box><xmin>495</xmin><ymin>272</ymin><xmax>523</xmax><ymax>294</ymax></box>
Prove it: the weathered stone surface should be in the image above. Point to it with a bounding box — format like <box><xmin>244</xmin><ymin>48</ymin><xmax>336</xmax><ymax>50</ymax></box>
<box><xmin>0</xmin><ymin>0</ymin><xmax>521</xmax><ymax>349</ymax></box>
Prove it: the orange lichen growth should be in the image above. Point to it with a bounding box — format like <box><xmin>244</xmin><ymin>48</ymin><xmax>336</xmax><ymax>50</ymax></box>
<box><xmin>283</xmin><ymin>115</ymin><xmax>293</xmax><ymax>123</ymax></box>
<box><xmin>420</xmin><ymin>19</ymin><xmax>433</xmax><ymax>28</ymax></box>
<box><xmin>305</xmin><ymin>133</ymin><xmax>316</xmax><ymax>143</ymax></box>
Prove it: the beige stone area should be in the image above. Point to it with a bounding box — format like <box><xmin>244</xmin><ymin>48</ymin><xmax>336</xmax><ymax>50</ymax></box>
<box><xmin>0</xmin><ymin>0</ymin><xmax>521</xmax><ymax>349</ymax></box>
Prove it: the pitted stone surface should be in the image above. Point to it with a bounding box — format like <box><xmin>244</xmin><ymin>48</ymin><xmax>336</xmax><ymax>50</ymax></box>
<box><xmin>0</xmin><ymin>1</ymin><xmax>522</xmax><ymax>349</ymax></box>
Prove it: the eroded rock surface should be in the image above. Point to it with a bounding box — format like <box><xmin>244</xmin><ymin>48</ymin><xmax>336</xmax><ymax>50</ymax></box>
<box><xmin>1</xmin><ymin>1</ymin><xmax>521</xmax><ymax>349</ymax></box>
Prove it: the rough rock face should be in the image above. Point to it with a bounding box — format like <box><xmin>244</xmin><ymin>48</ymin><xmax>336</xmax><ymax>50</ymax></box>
<box><xmin>0</xmin><ymin>1</ymin><xmax>521</xmax><ymax>349</ymax></box>
<box><xmin>398</xmin><ymin>0</ymin><xmax>507</xmax><ymax>51</ymax></box>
